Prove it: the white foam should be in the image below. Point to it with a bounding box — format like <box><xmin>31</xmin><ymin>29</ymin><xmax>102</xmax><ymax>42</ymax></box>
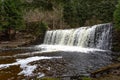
<box><xmin>37</xmin><ymin>73</ymin><xmax>45</xmax><ymax>78</ymax></box>
<box><xmin>36</xmin><ymin>45</ymin><xmax>106</xmax><ymax>53</ymax></box>
<box><xmin>0</xmin><ymin>56</ymin><xmax>62</xmax><ymax>76</ymax></box>
<box><xmin>18</xmin><ymin>65</ymin><xmax>37</xmax><ymax>76</ymax></box>
<box><xmin>15</xmin><ymin>50</ymin><xmax>60</xmax><ymax>57</ymax></box>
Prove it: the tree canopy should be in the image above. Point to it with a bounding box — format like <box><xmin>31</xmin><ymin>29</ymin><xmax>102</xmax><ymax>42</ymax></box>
<box><xmin>0</xmin><ymin>0</ymin><xmax>24</xmax><ymax>30</ymax></box>
<box><xmin>63</xmin><ymin>0</ymin><xmax>117</xmax><ymax>27</ymax></box>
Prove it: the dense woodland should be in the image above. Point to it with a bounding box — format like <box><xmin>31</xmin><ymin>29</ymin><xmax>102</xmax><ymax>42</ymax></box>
<box><xmin>0</xmin><ymin>0</ymin><xmax>119</xmax><ymax>40</ymax></box>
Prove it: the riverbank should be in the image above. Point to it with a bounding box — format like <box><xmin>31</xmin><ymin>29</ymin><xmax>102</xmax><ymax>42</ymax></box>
<box><xmin>0</xmin><ymin>32</ymin><xmax>36</xmax><ymax>48</ymax></box>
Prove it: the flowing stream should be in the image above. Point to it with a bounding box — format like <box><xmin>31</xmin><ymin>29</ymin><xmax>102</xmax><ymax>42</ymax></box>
<box><xmin>0</xmin><ymin>23</ymin><xmax>113</xmax><ymax>80</ymax></box>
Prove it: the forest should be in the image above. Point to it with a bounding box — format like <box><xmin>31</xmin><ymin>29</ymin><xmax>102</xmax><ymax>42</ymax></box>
<box><xmin>0</xmin><ymin>0</ymin><xmax>119</xmax><ymax>40</ymax></box>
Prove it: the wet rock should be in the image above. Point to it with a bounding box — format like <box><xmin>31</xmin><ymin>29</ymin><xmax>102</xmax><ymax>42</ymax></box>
<box><xmin>29</xmin><ymin>58</ymin><xmax>68</xmax><ymax>77</ymax></box>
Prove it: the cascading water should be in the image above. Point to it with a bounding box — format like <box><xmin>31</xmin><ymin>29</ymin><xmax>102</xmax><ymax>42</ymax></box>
<box><xmin>0</xmin><ymin>23</ymin><xmax>113</xmax><ymax>79</ymax></box>
<box><xmin>43</xmin><ymin>23</ymin><xmax>112</xmax><ymax>50</ymax></box>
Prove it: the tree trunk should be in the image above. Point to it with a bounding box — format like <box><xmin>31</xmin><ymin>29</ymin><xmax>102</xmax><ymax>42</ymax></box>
<box><xmin>6</xmin><ymin>28</ymin><xmax>16</xmax><ymax>41</ymax></box>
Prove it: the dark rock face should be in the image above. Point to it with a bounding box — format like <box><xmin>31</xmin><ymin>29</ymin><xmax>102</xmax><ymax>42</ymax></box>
<box><xmin>31</xmin><ymin>33</ymin><xmax>46</xmax><ymax>45</ymax></box>
<box><xmin>112</xmin><ymin>28</ymin><xmax>120</xmax><ymax>52</ymax></box>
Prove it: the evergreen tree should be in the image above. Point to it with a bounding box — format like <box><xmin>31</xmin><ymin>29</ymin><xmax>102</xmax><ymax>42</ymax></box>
<box><xmin>114</xmin><ymin>0</ymin><xmax>120</xmax><ymax>29</ymax></box>
<box><xmin>95</xmin><ymin>0</ymin><xmax>116</xmax><ymax>23</ymax></box>
<box><xmin>0</xmin><ymin>0</ymin><xmax>24</xmax><ymax>40</ymax></box>
<box><xmin>24</xmin><ymin>0</ymin><xmax>53</xmax><ymax>11</ymax></box>
<box><xmin>63</xmin><ymin>0</ymin><xmax>78</xmax><ymax>27</ymax></box>
<box><xmin>0</xmin><ymin>0</ymin><xmax>2</xmax><ymax>30</ymax></box>
<box><xmin>0</xmin><ymin>0</ymin><xmax>7</xmax><ymax>30</ymax></box>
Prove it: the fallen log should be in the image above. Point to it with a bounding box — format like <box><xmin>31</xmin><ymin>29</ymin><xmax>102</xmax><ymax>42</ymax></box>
<box><xmin>91</xmin><ymin>63</ymin><xmax>120</xmax><ymax>78</ymax></box>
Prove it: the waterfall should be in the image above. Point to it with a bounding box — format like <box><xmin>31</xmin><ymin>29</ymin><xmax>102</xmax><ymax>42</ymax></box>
<box><xmin>43</xmin><ymin>23</ymin><xmax>112</xmax><ymax>50</ymax></box>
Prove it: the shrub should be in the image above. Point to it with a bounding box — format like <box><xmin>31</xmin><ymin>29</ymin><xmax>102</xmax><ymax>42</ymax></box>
<box><xmin>26</xmin><ymin>21</ymin><xmax>48</xmax><ymax>37</ymax></box>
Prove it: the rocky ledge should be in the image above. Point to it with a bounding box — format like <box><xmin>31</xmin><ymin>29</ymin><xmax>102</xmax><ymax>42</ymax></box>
<box><xmin>0</xmin><ymin>32</ymin><xmax>36</xmax><ymax>48</ymax></box>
